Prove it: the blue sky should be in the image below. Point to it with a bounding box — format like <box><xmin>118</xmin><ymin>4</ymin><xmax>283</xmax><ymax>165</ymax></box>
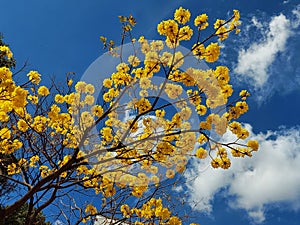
<box><xmin>1</xmin><ymin>0</ymin><xmax>300</xmax><ymax>224</ymax></box>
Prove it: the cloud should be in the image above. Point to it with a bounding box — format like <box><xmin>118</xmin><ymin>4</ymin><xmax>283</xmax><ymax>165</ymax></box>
<box><xmin>95</xmin><ymin>216</ymin><xmax>128</xmax><ymax>225</ymax></box>
<box><xmin>54</xmin><ymin>220</ymin><xmax>64</xmax><ymax>225</ymax></box>
<box><xmin>292</xmin><ymin>4</ymin><xmax>300</xmax><ymax>28</ymax></box>
<box><xmin>283</xmin><ymin>0</ymin><xmax>290</xmax><ymax>4</ymax></box>
<box><xmin>234</xmin><ymin>14</ymin><xmax>291</xmax><ymax>87</ymax></box>
<box><xmin>251</xmin><ymin>16</ymin><xmax>264</xmax><ymax>29</ymax></box>
<box><xmin>185</xmin><ymin>124</ymin><xmax>300</xmax><ymax>223</ymax></box>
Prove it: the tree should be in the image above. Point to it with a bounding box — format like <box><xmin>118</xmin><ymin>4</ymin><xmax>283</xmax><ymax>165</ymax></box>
<box><xmin>0</xmin><ymin>36</ymin><xmax>50</xmax><ymax>225</ymax></box>
<box><xmin>0</xmin><ymin>34</ymin><xmax>16</xmax><ymax>199</ymax></box>
<box><xmin>0</xmin><ymin>203</ymin><xmax>50</xmax><ymax>225</ymax></box>
<box><xmin>0</xmin><ymin>7</ymin><xmax>258</xmax><ymax>225</ymax></box>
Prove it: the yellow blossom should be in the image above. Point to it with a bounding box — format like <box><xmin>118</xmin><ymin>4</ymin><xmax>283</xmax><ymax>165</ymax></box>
<box><xmin>194</xmin><ymin>14</ymin><xmax>209</xmax><ymax>30</ymax></box>
<box><xmin>75</xmin><ymin>81</ymin><xmax>86</xmax><ymax>93</ymax></box>
<box><xmin>166</xmin><ymin>169</ymin><xmax>175</xmax><ymax>179</ymax></box>
<box><xmin>55</xmin><ymin>94</ymin><xmax>65</xmax><ymax>104</ymax></box>
<box><xmin>196</xmin><ymin>147</ymin><xmax>208</xmax><ymax>159</ymax></box>
<box><xmin>38</xmin><ymin>86</ymin><xmax>50</xmax><ymax>96</ymax></box>
<box><xmin>29</xmin><ymin>155</ymin><xmax>39</xmax><ymax>167</ymax></box>
<box><xmin>0</xmin><ymin>45</ymin><xmax>13</xmax><ymax>59</ymax></box>
<box><xmin>174</xmin><ymin>7</ymin><xmax>191</xmax><ymax>24</ymax></box>
<box><xmin>247</xmin><ymin>140</ymin><xmax>259</xmax><ymax>151</ymax></box>
<box><xmin>17</xmin><ymin>119</ymin><xmax>29</xmax><ymax>132</ymax></box>
<box><xmin>85</xmin><ymin>84</ymin><xmax>95</xmax><ymax>94</ymax></box>
<box><xmin>205</xmin><ymin>42</ymin><xmax>220</xmax><ymax>63</ymax></box>
<box><xmin>85</xmin><ymin>204</ymin><xmax>97</xmax><ymax>215</ymax></box>
<box><xmin>27</xmin><ymin>71</ymin><xmax>41</xmax><ymax>85</ymax></box>
<box><xmin>0</xmin><ymin>127</ymin><xmax>10</xmax><ymax>139</ymax></box>
<box><xmin>91</xmin><ymin>105</ymin><xmax>104</xmax><ymax>117</ymax></box>
<box><xmin>128</xmin><ymin>55</ymin><xmax>140</xmax><ymax>67</ymax></box>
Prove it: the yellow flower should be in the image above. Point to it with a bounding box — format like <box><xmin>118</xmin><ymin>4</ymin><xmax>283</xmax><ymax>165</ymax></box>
<box><xmin>17</xmin><ymin>119</ymin><xmax>29</xmax><ymax>132</ymax></box>
<box><xmin>128</xmin><ymin>55</ymin><xmax>140</xmax><ymax>67</ymax></box>
<box><xmin>200</xmin><ymin>121</ymin><xmax>211</xmax><ymax>130</ymax></box>
<box><xmin>38</xmin><ymin>86</ymin><xmax>50</xmax><ymax>96</ymax></box>
<box><xmin>135</xmin><ymin>98</ymin><xmax>151</xmax><ymax>114</ymax></box>
<box><xmin>150</xmin><ymin>40</ymin><xmax>164</xmax><ymax>51</ymax></box>
<box><xmin>0</xmin><ymin>112</ymin><xmax>9</xmax><ymax>122</ymax></box>
<box><xmin>238</xmin><ymin>128</ymin><xmax>249</xmax><ymax>139</ymax></box>
<box><xmin>236</xmin><ymin>101</ymin><xmax>248</xmax><ymax>114</ymax></box>
<box><xmin>0</xmin><ymin>45</ymin><xmax>13</xmax><ymax>59</ymax></box>
<box><xmin>85</xmin><ymin>204</ymin><xmax>97</xmax><ymax>215</ymax></box>
<box><xmin>13</xmin><ymin>86</ymin><xmax>29</xmax><ymax>107</ymax></box>
<box><xmin>27</xmin><ymin>71</ymin><xmax>41</xmax><ymax>85</ymax></box>
<box><xmin>211</xmin><ymin>158</ymin><xmax>222</xmax><ymax>168</ymax></box>
<box><xmin>197</xmin><ymin>134</ymin><xmax>208</xmax><ymax>144</ymax></box>
<box><xmin>166</xmin><ymin>169</ymin><xmax>175</xmax><ymax>179</ymax></box>
<box><xmin>220</xmin><ymin>157</ymin><xmax>231</xmax><ymax>169</ymax></box>
<box><xmin>205</xmin><ymin>42</ymin><xmax>220</xmax><ymax>63</ymax></box>
<box><xmin>196</xmin><ymin>105</ymin><xmax>207</xmax><ymax>116</ymax></box>
<box><xmin>103</xmin><ymin>78</ymin><xmax>113</xmax><ymax>88</ymax></box>
<box><xmin>0</xmin><ymin>127</ymin><xmax>11</xmax><ymax>139</ymax></box>
<box><xmin>103</xmin><ymin>185</ymin><xmax>116</xmax><ymax>197</ymax></box>
<box><xmin>214</xmin><ymin>19</ymin><xmax>225</xmax><ymax>29</ymax></box>
<box><xmin>84</xmin><ymin>95</ymin><xmax>94</xmax><ymax>105</ymax></box>
<box><xmin>157</xmin><ymin>208</ymin><xmax>171</xmax><ymax>220</ymax></box>
<box><xmin>164</xmin><ymin>83</ymin><xmax>183</xmax><ymax>99</ymax></box>
<box><xmin>192</xmin><ymin>43</ymin><xmax>205</xmax><ymax>58</ymax></box>
<box><xmin>29</xmin><ymin>155</ymin><xmax>39</xmax><ymax>167</ymax></box>
<box><xmin>180</xmin><ymin>107</ymin><xmax>192</xmax><ymax>120</ymax></box>
<box><xmin>75</xmin><ymin>81</ymin><xmax>86</xmax><ymax>93</ymax></box>
<box><xmin>55</xmin><ymin>94</ymin><xmax>65</xmax><ymax>104</ymax></box>
<box><xmin>239</xmin><ymin>90</ymin><xmax>250</xmax><ymax>100</ymax></box>
<box><xmin>18</xmin><ymin>158</ymin><xmax>28</xmax><ymax>167</ymax></box>
<box><xmin>7</xmin><ymin>163</ymin><xmax>20</xmax><ymax>175</ymax></box>
<box><xmin>28</xmin><ymin>95</ymin><xmax>38</xmax><ymax>104</ymax></box>
<box><xmin>60</xmin><ymin>172</ymin><xmax>67</xmax><ymax>178</ymax></box>
<box><xmin>67</xmin><ymin>79</ymin><xmax>73</xmax><ymax>86</ymax></box>
<box><xmin>233</xmin><ymin>9</ymin><xmax>240</xmax><ymax>21</ymax></box>
<box><xmin>91</xmin><ymin>105</ymin><xmax>104</xmax><ymax>117</ymax></box>
<box><xmin>194</xmin><ymin>14</ymin><xmax>209</xmax><ymax>30</ymax></box>
<box><xmin>39</xmin><ymin>165</ymin><xmax>50</xmax><ymax>178</ymax></box>
<box><xmin>229</xmin><ymin>121</ymin><xmax>241</xmax><ymax>134</ymax></box>
<box><xmin>85</xmin><ymin>84</ymin><xmax>95</xmax><ymax>94</ymax></box>
<box><xmin>247</xmin><ymin>140</ymin><xmax>259</xmax><ymax>151</ymax></box>
<box><xmin>174</xmin><ymin>7</ymin><xmax>191</xmax><ymax>24</ymax></box>
<box><xmin>195</xmin><ymin>147</ymin><xmax>208</xmax><ymax>159</ymax></box>
<box><xmin>169</xmin><ymin>216</ymin><xmax>182</xmax><ymax>225</ymax></box>
<box><xmin>158</xmin><ymin>19</ymin><xmax>178</xmax><ymax>39</ymax></box>
<box><xmin>0</xmin><ymin>66</ymin><xmax>13</xmax><ymax>80</ymax></box>
<box><xmin>121</xmin><ymin>204</ymin><xmax>131</xmax><ymax>218</ymax></box>
<box><xmin>139</xmin><ymin>90</ymin><xmax>148</xmax><ymax>97</ymax></box>
<box><xmin>173</xmin><ymin>51</ymin><xmax>184</xmax><ymax>68</ymax></box>
<box><xmin>139</xmin><ymin>77</ymin><xmax>151</xmax><ymax>89</ymax></box>
<box><xmin>116</xmin><ymin>62</ymin><xmax>130</xmax><ymax>72</ymax></box>
<box><xmin>155</xmin><ymin>109</ymin><xmax>165</xmax><ymax>117</ymax></box>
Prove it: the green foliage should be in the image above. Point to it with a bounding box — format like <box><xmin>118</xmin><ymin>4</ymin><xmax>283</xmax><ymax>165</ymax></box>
<box><xmin>1</xmin><ymin>203</ymin><xmax>51</xmax><ymax>225</ymax></box>
<box><xmin>0</xmin><ymin>34</ymin><xmax>16</xmax><ymax>69</ymax></box>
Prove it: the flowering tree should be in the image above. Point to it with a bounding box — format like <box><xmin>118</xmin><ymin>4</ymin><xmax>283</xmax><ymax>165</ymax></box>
<box><xmin>0</xmin><ymin>7</ymin><xmax>258</xmax><ymax>225</ymax></box>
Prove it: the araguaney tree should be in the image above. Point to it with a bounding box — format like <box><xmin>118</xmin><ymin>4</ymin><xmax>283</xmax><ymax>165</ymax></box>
<box><xmin>0</xmin><ymin>7</ymin><xmax>258</xmax><ymax>225</ymax></box>
<box><xmin>0</xmin><ymin>35</ymin><xmax>50</xmax><ymax>225</ymax></box>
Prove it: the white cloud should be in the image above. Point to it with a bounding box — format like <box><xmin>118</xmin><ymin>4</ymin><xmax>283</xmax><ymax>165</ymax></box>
<box><xmin>234</xmin><ymin>14</ymin><xmax>291</xmax><ymax>87</ymax></box>
<box><xmin>185</xmin><ymin>124</ymin><xmax>300</xmax><ymax>223</ymax></box>
<box><xmin>95</xmin><ymin>216</ymin><xmax>124</xmax><ymax>225</ymax></box>
<box><xmin>292</xmin><ymin>5</ymin><xmax>300</xmax><ymax>28</ymax></box>
<box><xmin>248</xmin><ymin>210</ymin><xmax>265</xmax><ymax>224</ymax></box>
<box><xmin>251</xmin><ymin>16</ymin><xmax>263</xmax><ymax>29</ymax></box>
<box><xmin>54</xmin><ymin>220</ymin><xmax>64</xmax><ymax>225</ymax></box>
